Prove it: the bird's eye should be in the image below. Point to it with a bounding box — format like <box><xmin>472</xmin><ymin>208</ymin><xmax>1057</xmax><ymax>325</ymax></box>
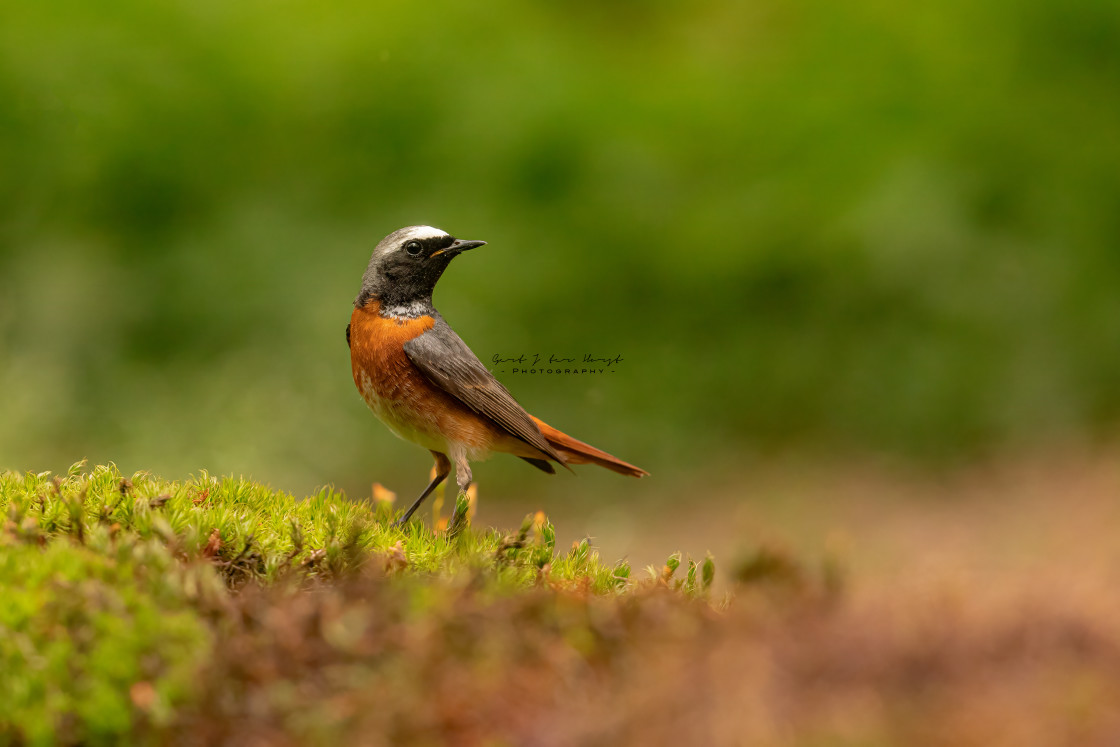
<box><xmin>404</xmin><ymin>240</ymin><xmax>423</xmax><ymax>256</ymax></box>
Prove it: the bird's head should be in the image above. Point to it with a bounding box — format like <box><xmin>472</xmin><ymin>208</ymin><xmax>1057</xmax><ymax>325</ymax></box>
<box><xmin>355</xmin><ymin>225</ymin><xmax>486</xmax><ymax>310</ymax></box>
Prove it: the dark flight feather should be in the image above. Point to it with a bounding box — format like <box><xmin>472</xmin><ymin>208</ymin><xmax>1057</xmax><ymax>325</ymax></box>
<box><xmin>519</xmin><ymin>457</ymin><xmax>556</xmax><ymax>474</ymax></box>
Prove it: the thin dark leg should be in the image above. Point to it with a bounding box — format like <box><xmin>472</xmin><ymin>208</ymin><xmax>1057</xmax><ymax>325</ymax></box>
<box><xmin>395</xmin><ymin>451</ymin><xmax>451</xmax><ymax>527</ymax></box>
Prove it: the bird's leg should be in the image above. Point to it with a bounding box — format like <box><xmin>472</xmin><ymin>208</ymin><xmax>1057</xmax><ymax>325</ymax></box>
<box><xmin>395</xmin><ymin>451</ymin><xmax>451</xmax><ymax>526</ymax></box>
<box><xmin>451</xmin><ymin>445</ymin><xmax>473</xmax><ymax>494</ymax></box>
<box><xmin>445</xmin><ymin>446</ymin><xmax>474</xmax><ymax>538</ymax></box>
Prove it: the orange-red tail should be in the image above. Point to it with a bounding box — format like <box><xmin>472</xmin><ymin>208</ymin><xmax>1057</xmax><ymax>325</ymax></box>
<box><xmin>530</xmin><ymin>416</ymin><xmax>648</xmax><ymax>477</ymax></box>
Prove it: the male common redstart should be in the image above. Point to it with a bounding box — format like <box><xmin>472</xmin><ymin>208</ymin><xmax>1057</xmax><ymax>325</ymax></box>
<box><xmin>347</xmin><ymin>225</ymin><xmax>647</xmax><ymax>525</ymax></box>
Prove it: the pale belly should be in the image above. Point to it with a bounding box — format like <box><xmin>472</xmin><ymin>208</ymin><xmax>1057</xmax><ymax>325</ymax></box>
<box><xmin>356</xmin><ymin>367</ymin><xmax>449</xmax><ymax>453</ymax></box>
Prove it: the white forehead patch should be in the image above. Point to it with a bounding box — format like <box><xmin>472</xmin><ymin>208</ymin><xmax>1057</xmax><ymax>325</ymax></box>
<box><xmin>401</xmin><ymin>225</ymin><xmax>449</xmax><ymax>241</ymax></box>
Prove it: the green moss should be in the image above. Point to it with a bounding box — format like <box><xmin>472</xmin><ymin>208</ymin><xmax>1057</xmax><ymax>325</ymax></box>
<box><xmin>0</xmin><ymin>463</ymin><xmax>714</xmax><ymax>743</ymax></box>
<box><xmin>0</xmin><ymin>464</ymin><xmax>644</xmax><ymax>592</ymax></box>
<box><xmin>0</xmin><ymin>538</ymin><xmax>214</xmax><ymax>745</ymax></box>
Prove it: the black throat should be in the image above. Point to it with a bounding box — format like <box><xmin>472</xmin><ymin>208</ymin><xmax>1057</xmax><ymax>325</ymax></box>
<box><xmin>355</xmin><ymin>271</ymin><xmax>441</xmax><ymax>318</ymax></box>
<box><xmin>354</xmin><ymin>235</ymin><xmax>457</xmax><ymax>315</ymax></box>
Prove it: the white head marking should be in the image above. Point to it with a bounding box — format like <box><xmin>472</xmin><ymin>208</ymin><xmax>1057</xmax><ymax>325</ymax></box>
<box><xmin>400</xmin><ymin>225</ymin><xmax>450</xmax><ymax>242</ymax></box>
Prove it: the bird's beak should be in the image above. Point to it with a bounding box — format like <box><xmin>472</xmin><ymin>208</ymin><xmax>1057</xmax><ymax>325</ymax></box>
<box><xmin>431</xmin><ymin>239</ymin><xmax>486</xmax><ymax>258</ymax></box>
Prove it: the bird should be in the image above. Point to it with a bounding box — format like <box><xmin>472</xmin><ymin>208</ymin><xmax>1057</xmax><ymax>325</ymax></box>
<box><xmin>347</xmin><ymin>225</ymin><xmax>648</xmax><ymax>525</ymax></box>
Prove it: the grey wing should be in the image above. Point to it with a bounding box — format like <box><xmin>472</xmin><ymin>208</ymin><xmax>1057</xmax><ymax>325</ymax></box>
<box><xmin>403</xmin><ymin>317</ymin><xmax>564</xmax><ymax>462</ymax></box>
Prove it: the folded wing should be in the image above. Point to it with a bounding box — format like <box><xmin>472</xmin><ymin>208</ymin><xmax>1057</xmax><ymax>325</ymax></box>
<box><xmin>403</xmin><ymin>316</ymin><xmax>566</xmax><ymax>465</ymax></box>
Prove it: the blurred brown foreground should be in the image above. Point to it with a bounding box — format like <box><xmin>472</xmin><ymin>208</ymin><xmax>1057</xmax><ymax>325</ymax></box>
<box><xmin>176</xmin><ymin>445</ymin><xmax>1120</xmax><ymax>746</ymax></box>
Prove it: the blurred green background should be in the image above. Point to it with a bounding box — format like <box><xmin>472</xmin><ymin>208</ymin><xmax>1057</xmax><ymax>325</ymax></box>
<box><xmin>2</xmin><ymin>0</ymin><xmax>1119</xmax><ymax>506</ymax></box>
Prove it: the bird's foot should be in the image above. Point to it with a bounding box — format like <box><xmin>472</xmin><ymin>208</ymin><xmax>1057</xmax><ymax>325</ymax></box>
<box><xmin>446</xmin><ymin>491</ymin><xmax>471</xmax><ymax>540</ymax></box>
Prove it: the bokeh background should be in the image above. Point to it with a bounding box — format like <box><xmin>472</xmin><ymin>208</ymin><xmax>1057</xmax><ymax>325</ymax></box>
<box><xmin>2</xmin><ymin>0</ymin><xmax>1119</xmax><ymax>562</ymax></box>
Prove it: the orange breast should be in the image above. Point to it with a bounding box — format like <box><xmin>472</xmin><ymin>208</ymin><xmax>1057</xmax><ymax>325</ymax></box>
<box><xmin>349</xmin><ymin>300</ymin><xmax>435</xmax><ymax>406</ymax></box>
<box><xmin>349</xmin><ymin>300</ymin><xmax>512</xmax><ymax>456</ymax></box>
